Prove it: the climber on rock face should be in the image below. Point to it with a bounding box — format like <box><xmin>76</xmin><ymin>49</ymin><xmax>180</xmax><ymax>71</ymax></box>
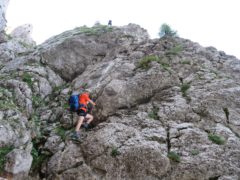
<box><xmin>72</xmin><ymin>91</ymin><xmax>96</xmax><ymax>140</ymax></box>
<box><xmin>108</xmin><ymin>20</ymin><xmax>112</xmax><ymax>26</ymax></box>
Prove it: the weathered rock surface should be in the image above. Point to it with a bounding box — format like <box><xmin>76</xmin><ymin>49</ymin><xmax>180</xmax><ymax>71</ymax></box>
<box><xmin>0</xmin><ymin>22</ymin><xmax>240</xmax><ymax>180</ymax></box>
<box><xmin>38</xmin><ymin>24</ymin><xmax>149</xmax><ymax>81</ymax></box>
<box><xmin>5</xmin><ymin>148</ymin><xmax>32</xmax><ymax>177</ymax></box>
<box><xmin>10</xmin><ymin>24</ymin><xmax>36</xmax><ymax>47</ymax></box>
<box><xmin>0</xmin><ymin>0</ymin><xmax>9</xmax><ymax>44</ymax></box>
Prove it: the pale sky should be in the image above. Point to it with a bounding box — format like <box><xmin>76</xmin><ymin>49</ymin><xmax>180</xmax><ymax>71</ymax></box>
<box><xmin>6</xmin><ymin>0</ymin><xmax>240</xmax><ymax>58</ymax></box>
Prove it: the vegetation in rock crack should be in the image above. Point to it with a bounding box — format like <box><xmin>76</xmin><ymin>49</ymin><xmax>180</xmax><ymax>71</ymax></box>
<box><xmin>5</xmin><ymin>33</ymin><xmax>13</xmax><ymax>40</ymax></box>
<box><xmin>0</xmin><ymin>64</ymin><xmax>4</xmax><ymax>70</ymax></box>
<box><xmin>0</xmin><ymin>146</ymin><xmax>13</xmax><ymax>173</ymax></box>
<box><xmin>32</xmin><ymin>95</ymin><xmax>44</xmax><ymax>108</ymax></box>
<box><xmin>55</xmin><ymin>127</ymin><xmax>67</xmax><ymax>141</ymax></box>
<box><xmin>30</xmin><ymin>139</ymin><xmax>52</xmax><ymax>174</ymax></box>
<box><xmin>167</xmin><ymin>151</ymin><xmax>180</xmax><ymax>162</ymax></box>
<box><xmin>157</xmin><ymin>57</ymin><xmax>171</xmax><ymax>71</ymax></box>
<box><xmin>138</xmin><ymin>55</ymin><xmax>159</xmax><ymax>69</ymax></box>
<box><xmin>0</xmin><ymin>98</ymin><xmax>17</xmax><ymax>110</ymax></box>
<box><xmin>22</xmin><ymin>72</ymin><xmax>34</xmax><ymax>88</ymax></box>
<box><xmin>18</xmin><ymin>40</ymin><xmax>32</xmax><ymax>48</ymax></box>
<box><xmin>30</xmin><ymin>113</ymin><xmax>41</xmax><ymax>137</ymax></box>
<box><xmin>111</xmin><ymin>147</ymin><xmax>121</xmax><ymax>157</ymax></box>
<box><xmin>137</xmin><ymin>55</ymin><xmax>172</xmax><ymax>71</ymax></box>
<box><xmin>180</xmin><ymin>83</ymin><xmax>191</xmax><ymax>97</ymax></box>
<box><xmin>0</xmin><ymin>88</ymin><xmax>17</xmax><ymax>110</ymax></box>
<box><xmin>81</xmin><ymin>82</ymin><xmax>88</xmax><ymax>89</ymax></box>
<box><xmin>208</xmin><ymin>133</ymin><xmax>225</xmax><ymax>145</ymax></box>
<box><xmin>165</xmin><ymin>45</ymin><xmax>183</xmax><ymax>56</ymax></box>
<box><xmin>180</xmin><ymin>59</ymin><xmax>191</xmax><ymax>65</ymax></box>
<box><xmin>148</xmin><ymin>106</ymin><xmax>159</xmax><ymax>120</ymax></box>
<box><xmin>191</xmin><ymin>149</ymin><xmax>200</xmax><ymax>156</ymax></box>
<box><xmin>223</xmin><ymin>107</ymin><xmax>229</xmax><ymax>122</ymax></box>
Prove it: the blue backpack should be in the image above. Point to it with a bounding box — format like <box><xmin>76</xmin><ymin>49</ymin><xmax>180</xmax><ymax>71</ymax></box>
<box><xmin>69</xmin><ymin>94</ymin><xmax>80</xmax><ymax>112</ymax></box>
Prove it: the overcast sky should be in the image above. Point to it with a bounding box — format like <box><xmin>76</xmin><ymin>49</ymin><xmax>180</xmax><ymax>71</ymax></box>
<box><xmin>6</xmin><ymin>0</ymin><xmax>240</xmax><ymax>58</ymax></box>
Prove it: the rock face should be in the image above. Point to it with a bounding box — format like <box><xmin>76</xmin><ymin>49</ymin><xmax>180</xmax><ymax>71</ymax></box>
<box><xmin>10</xmin><ymin>24</ymin><xmax>36</xmax><ymax>47</ymax></box>
<box><xmin>38</xmin><ymin>24</ymin><xmax>149</xmax><ymax>81</ymax></box>
<box><xmin>0</xmin><ymin>0</ymin><xmax>9</xmax><ymax>42</ymax></box>
<box><xmin>0</xmin><ymin>0</ymin><xmax>9</xmax><ymax>32</ymax></box>
<box><xmin>0</xmin><ymin>23</ymin><xmax>240</xmax><ymax>180</ymax></box>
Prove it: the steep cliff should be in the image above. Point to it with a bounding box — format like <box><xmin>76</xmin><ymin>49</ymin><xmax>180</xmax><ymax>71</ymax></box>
<box><xmin>0</xmin><ymin>23</ymin><xmax>240</xmax><ymax>180</ymax></box>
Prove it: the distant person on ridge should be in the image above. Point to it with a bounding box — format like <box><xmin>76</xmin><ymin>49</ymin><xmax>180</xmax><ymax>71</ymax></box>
<box><xmin>71</xmin><ymin>91</ymin><xmax>96</xmax><ymax>140</ymax></box>
<box><xmin>108</xmin><ymin>20</ymin><xmax>112</xmax><ymax>26</ymax></box>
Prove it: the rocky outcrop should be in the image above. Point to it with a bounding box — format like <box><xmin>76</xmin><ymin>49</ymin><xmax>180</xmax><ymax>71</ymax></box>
<box><xmin>0</xmin><ymin>0</ymin><xmax>9</xmax><ymax>42</ymax></box>
<box><xmin>5</xmin><ymin>147</ymin><xmax>33</xmax><ymax>177</ymax></box>
<box><xmin>38</xmin><ymin>24</ymin><xmax>149</xmax><ymax>81</ymax></box>
<box><xmin>10</xmin><ymin>24</ymin><xmax>36</xmax><ymax>47</ymax></box>
<box><xmin>0</xmin><ymin>23</ymin><xmax>240</xmax><ymax>180</ymax></box>
<box><xmin>0</xmin><ymin>23</ymin><xmax>63</xmax><ymax>179</ymax></box>
<box><xmin>0</xmin><ymin>0</ymin><xmax>8</xmax><ymax>31</ymax></box>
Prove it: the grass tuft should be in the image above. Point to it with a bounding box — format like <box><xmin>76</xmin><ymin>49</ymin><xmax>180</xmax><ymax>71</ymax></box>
<box><xmin>111</xmin><ymin>147</ymin><xmax>121</xmax><ymax>157</ymax></box>
<box><xmin>138</xmin><ymin>55</ymin><xmax>159</xmax><ymax>69</ymax></box>
<box><xmin>181</xmin><ymin>83</ymin><xmax>190</xmax><ymax>97</ymax></box>
<box><xmin>208</xmin><ymin>133</ymin><xmax>225</xmax><ymax>145</ymax></box>
<box><xmin>168</xmin><ymin>151</ymin><xmax>180</xmax><ymax>162</ymax></box>
<box><xmin>0</xmin><ymin>146</ymin><xmax>13</xmax><ymax>173</ymax></box>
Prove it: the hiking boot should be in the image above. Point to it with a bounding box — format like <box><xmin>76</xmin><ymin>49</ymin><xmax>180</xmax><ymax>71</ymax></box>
<box><xmin>71</xmin><ymin>131</ymin><xmax>81</xmax><ymax>140</ymax></box>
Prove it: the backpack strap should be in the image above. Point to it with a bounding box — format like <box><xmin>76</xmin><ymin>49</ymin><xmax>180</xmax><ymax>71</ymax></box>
<box><xmin>79</xmin><ymin>104</ymin><xmax>87</xmax><ymax>108</ymax></box>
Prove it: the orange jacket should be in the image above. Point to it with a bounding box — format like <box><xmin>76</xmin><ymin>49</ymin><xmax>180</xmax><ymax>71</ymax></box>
<box><xmin>79</xmin><ymin>93</ymin><xmax>90</xmax><ymax>112</ymax></box>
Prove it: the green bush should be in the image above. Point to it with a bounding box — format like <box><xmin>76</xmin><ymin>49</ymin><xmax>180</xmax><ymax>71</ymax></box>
<box><xmin>208</xmin><ymin>134</ymin><xmax>225</xmax><ymax>145</ymax></box>
<box><xmin>168</xmin><ymin>151</ymin><xmax>180</xmax><ymax>162</ymax></box>
<box><xmin>22</xmin><ymin>72</ymin><xmax>33</xmax><ymax>87</ymax></box>
<box><xmin>0</xmin><ymin>146</ymin><xmax>13</xmax><ymax>173</ymax></box>
<box><xmin>159</xmin><ymin>23</ymin><xmax>177</xmax><ymax>38</ymax></box>
<box><xmin>138</xmin><ymin>55</ymin><xmax>159</xmax><ymax>69</ymax></box>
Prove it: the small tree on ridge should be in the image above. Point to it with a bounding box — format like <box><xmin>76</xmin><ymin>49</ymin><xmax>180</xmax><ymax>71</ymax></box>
<box><xmin>159</xmin><ymin>23</ymin><xmax>177</xmax><ymax>38</ymax></box>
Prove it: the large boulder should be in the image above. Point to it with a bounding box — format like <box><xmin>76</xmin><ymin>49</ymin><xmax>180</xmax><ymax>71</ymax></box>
<box><xmin>5</xmin><ymin>147</ymin><xmax>33</xmax><ymax>179</ymax></box>
<box><xmin>38</xmin><ymin>24</ymin><xmax>149</xmax><ymax>81</ymax></box>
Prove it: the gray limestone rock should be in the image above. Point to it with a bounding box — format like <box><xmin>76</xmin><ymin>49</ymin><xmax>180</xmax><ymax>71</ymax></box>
<box><xmin>0</xmin><ymin>0</ymin><xmax>9</xmax><ymax>32</ymax></box>
<box><xmin>1</xmin><ymin>21</ymin><xmax>240</xmax><ymax>179</ymax></box>
<box><xmin>10</xmin><ymin>24</ymin><xmax>36</xmax><ymax>47</ymax></box>
<box><xmin>5</xmin><ymin>148</ymin><xmax>33</xmax><ymax>177</ymax></box>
